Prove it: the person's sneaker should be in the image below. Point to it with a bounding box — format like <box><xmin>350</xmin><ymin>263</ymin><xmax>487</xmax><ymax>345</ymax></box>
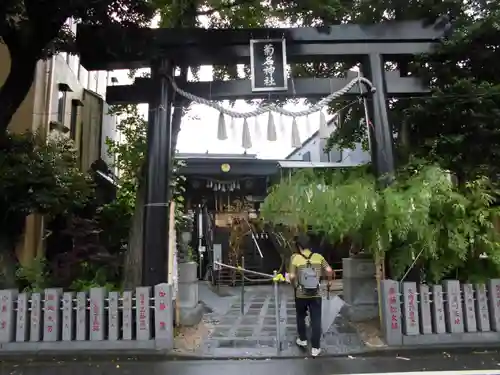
<box><xmin>311</xmin><ymin>347</ymin><xmax>321</xmax><ymax>357</ymax></box>
<box><xmin>296</xmin><ymin>338</ymin><xmax>307</xmax><ymax>348</ymax></box>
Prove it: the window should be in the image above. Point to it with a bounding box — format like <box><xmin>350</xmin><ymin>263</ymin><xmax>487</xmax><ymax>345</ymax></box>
<box><xmin>302</xmin><ymin>151</ymin><xmax>311</xmax><ymax>161</ymax></box>
<box><xmin>70</xmin><ymin>101</ymin><xmax>78</xmax><ymax>140</ymax></box>
<box><xmin>319</xmin><ymin>139</ymin><xmax>342</xmax><ymax>162</ymax></box>
<box><xmin>57</xmin><ymin>90</ymin><xmax>66</xmax><ymax>124</ymax></box>
<box><xmin>329</xmin><ymin>148</ymin><xmax>342</xmax><ymax>163</ymax></box>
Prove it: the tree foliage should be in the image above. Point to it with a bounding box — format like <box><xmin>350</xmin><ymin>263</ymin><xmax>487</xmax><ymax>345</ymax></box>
<box><xmin>0</xmin><ymin>0</ymin><xmax>154</xmax><ymax>133</ymax></box>
<box><xmin>261</xmin><ymin>164</ymin><xmax>500</xmax><ymax>283</ymax></box>
<box><xmin>404</xmin><ymin>6</ymin><xmax>500</xmax><ymax>180</ymax></box>
<box><xmin>325</xmin><ymin>1</ymin><xmax>500</xmax><ymax>181</ymax></box>
<box><xmin>0</xmin><ymin>132</ymin><xmax>93</xmax><ymax>287</ymax></box>
<box><xmin>0</xmin><ymin>133</ymin><xmax>92</xmax><ymax>243</ymax></box>
<box><xmin>105</xmin><ymin>102</ymin><xmax>186</xmax><ymax>256</ymax></box>
<box><xmin>106</xmin><ymin>104</ymin><xmax>147</xmax><ymax>216</ymax></box>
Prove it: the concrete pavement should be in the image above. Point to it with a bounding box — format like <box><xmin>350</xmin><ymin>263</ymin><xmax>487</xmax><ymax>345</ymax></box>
<box><xmin>3</xmin><ymin>350</ymin><xmax>500</xmax><ymax>375</ymax></box>
<box><xmin>197</xmin><ymin>283</ymin><xmax>363</xmax><ymax>357</ymax></box>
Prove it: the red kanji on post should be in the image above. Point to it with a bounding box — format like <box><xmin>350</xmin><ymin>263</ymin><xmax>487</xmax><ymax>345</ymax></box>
<box><xmin>159</xmin><ymin>322</ymin><xmax>166</xmax><ymax>330</ymax></box>
<box><xmin>159</xmin><ymin>302</ymin><xmax>166</xmax><ymax>311</ymax></box>
<box><xmin>159</xmin><ymin>290</ymin><xmax>166</xmax><ymax>297</ymax></box>
<box><xmin>391</xmin><ymin>314</ymin><xmax>399</xmax><ymax>329</ymax></box>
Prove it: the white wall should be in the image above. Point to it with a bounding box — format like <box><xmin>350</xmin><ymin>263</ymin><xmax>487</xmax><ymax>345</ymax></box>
<box><xmin>50</xmin><ymin>17</ymin><xmax>118</xmax><ymax>169</ymax></box>
<box><xmin>101</xmin><ymin>102</ymin><xmax>120</xmax><ymax>173</ymax></box>
<box><xmin>286</xmin><ymin>132</ymin><xmax>371</xmax><ymax>165</ymax></box>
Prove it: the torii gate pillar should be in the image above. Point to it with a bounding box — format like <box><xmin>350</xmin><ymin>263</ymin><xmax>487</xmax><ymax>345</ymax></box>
<box><xmin>362</xmin><ymin>53</ymin><xmax>396</xmax><ymax>186</ymax></box>
<box><xmin>142</xmin><ymin>60</ymin><xmax>173</xmax><ymax>286</ymax></box>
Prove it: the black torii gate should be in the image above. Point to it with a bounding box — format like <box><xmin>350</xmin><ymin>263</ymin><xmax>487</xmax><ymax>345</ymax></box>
<box><xmin>77</xmin><ymin>19</ymin><xmax>449</xmax><ymax>287</ymax></box>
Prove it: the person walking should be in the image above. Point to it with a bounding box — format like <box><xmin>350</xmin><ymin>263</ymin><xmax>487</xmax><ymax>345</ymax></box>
<box><xmin>288</xmin><ymin>233</ymin><xmax>332</xmax><ymax>357</ymax></box>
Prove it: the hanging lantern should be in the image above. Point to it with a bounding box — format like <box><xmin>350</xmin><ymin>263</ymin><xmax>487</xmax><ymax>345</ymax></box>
<box><xmin>217</xmin><ymin>112</ymin><xmax>227</xmax><ymax>140</ymax></box>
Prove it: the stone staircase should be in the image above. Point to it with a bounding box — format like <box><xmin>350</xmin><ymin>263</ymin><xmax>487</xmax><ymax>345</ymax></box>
<box><xmin>217</xmin><ymin>230</ymin><xmax>283</xmax><ymax>286</ymax></box>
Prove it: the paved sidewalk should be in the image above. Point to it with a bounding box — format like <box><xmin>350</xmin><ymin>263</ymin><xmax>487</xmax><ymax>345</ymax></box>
<box><xmin>193</xmin><ymin>283</ymin><xmax>366</xmax><ymax>357</ymax></box>
<box><xmin>4</xmin><ymin>351</ymin><xmax>500</xmax><ymax>375</ymax></box>
<box><xmin>3</xmin><ymin>351</ymin><xmax>500</xmax><ymax>375</ymax></box>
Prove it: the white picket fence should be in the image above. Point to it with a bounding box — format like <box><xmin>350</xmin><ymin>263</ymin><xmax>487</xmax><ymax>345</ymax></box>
<box><xmin>0</xmin><ymin>284</ymin><xmax>173</xmax><ymax>352</ymax></box>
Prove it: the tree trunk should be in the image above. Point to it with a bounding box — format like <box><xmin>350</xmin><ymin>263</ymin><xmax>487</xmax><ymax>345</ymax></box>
<box><xmin>0</xmin><ymin>236</ymin><xmax>18</xmax><ymax>289</ymax></box>
<box><xmin>122</xmin><ymin>182</ymin><xmax>145</xmax><ymax>289</ymax></box>
<box><xmin>0</xmin><ymin>50</ymin><xmax>38</xmax><ymax>134</ymax></box>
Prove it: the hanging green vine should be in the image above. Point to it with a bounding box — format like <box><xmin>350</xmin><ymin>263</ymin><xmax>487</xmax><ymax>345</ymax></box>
<box><xmin>260</xmin><ymin>164</ymin><xmax>500</xmax><ymax>283</ymax></box>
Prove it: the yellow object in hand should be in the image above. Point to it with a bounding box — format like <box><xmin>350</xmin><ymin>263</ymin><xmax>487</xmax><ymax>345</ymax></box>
<box><xmin>272</xmin><ymin>273</ymin><xmax>286</xmax><ymax>282</ymax></box>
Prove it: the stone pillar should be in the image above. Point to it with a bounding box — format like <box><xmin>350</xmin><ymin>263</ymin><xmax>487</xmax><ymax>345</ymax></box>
<box><xmin>89</xmin><ymin>287</ymin><xmax>106</xmax><ymax>341</ymax></box>
<box><xmin>487</xmin><ymin>279</ymin><xmax>500</xmax><ymax>331</ymax></box>
<box><xmin>402</xmin><ymin>282</ymin><xmax>419</xmax><ymax>335</ymax></box>
<box><xmin>122</xmin><ymin>291</ymin><xmax>133</xmax><ymax>340</ymax></box>
<box><xmin>15</xmin><ymin>292</ymin><xmax>29</xmax><ymax>342</ymax></box>
<box><xmin>135</xmin><ymin>287</ymin><xmax>152</xmax><ymax>340</ymax></box>
<box><xmin>462</xmin><ymin>284</ymin><xmax>477</xmax><ymax>333</ymax></box>
<box><xmin>75</xmin><ymin>292</ymin><xmax>88</xmax><ymax>341</ymax></box>
<box><xmin>177</xmin><ymin>262</ymin><xmax>203</xmax><ymax>326</ymax></box>
<box><xmin>419</xmin><ymin>284</ymin><xmax>432</xmax><ymax>334</ymax></box>
<box><xmin>380</xmin><ymin>279</ymin><xmax>402</xmax><ymax>345</ymax></box>
<box><xmin>108</xmin><ymin>291</ymin><xmax>120</xmax><ymax>341</ymax></box>
<box><xmin>154</xmin><ymin>283</ymin><xmax>174</xmax><ymax>349</ymax></box>
<box><xmin>178</xmin><ymin>262</ymin><xmax>198</xmax><ymax>310</ymax></box>
<box><xmin>431</xmin><ymin>285</ymin><xmax>446</xmax><ymax>333</ymax></box>
<box><xmin>475</xmin><ymin>284</ymin><xmax>490</xmax><ymax>332</ymax></box>
<box><xmin>0</xmin><ymin>289</ymin><xmax>18</xmax><ymax>343</ymax></box>
<box><xmin>342</xmin><ymin>257</ymin><xmax>378</xmax><ymax>321</ymax></box>
<box><xmin>443</xmin><ymin>280</ymin><xmax>464</xmax><ymax>333</ymax></box>
<box><xmin>43</xmin><ymin>288</ymin><xmax>62</xmax><ymax>341</ymax></box>
<box><xmin>30</xmin><ymin>292</ymin><xmax>42</xmax><ymax>342</ymax></box>
<box><xmin>61</xmin><ymin>292</ymin><xmax>74</xmax><ymax>341</ymax></box>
